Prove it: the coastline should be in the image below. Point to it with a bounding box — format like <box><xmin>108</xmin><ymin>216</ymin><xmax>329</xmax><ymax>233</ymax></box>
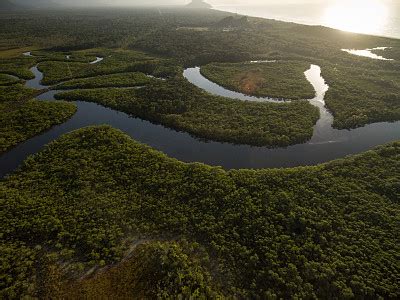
<box><xmin>213</xmin><ymin>4</ymin><xmax>400</xmax><ymax>40</ymax></box>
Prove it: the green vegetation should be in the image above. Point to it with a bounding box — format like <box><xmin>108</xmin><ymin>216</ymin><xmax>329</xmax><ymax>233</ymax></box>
<box><xmin>0</xmin><ymin>74</ymin><xmax>21</xmax><ymax>85</ymax></box>
<box><xmin>0</xmin><ymin>85</ymin><xmax>76</xmax><ymax>154</ymax></box>
<box><xmin>321</xmin><ymin>61</ymin><xmax>400</xmax><ymax>128</ymax></box>
<box><xmin>0</xmin><ymin>57</ymin><xmax>34</xmax><ymax>79</ymax></box>
<box><xmin>0</xmin><ymin>100</ymin><xmax>76</xmax><ymax>153</ymax></box>
<box><xmin>31</xmin><ymin>50</ymin><xmax>96</xmax><ymax>63</ymax></box>
<box><xmin>0</xmin><ymin>84</ymin><xmax>37</xmax><ymax>103</ymax></box>
<box><xmin>40</xmin><ymin>241</ymin><xmax>220</xmax><ymax>298</ymax></box>
<box><xmin>55</xmin><ymin>79</ymin><xmax>319</xmax><ymax>147</ymax></box>
<box><xmin>54</xmin><ymin>72</ymin><xmax>154</xmax><ymax>90</ymax></box>
<box><xmin>1</xmin><ymin>126</ymin><xmax>399</xmax><ymax>298</ymax></box>
<box><xmin>371</xmin><ymin>47</ymin><xmax>400</xmax><ymax>60</ymax></box>
<box><xmin>37</xmin><ymin>49</ymin><xmax>177</xmax><ymax>85</ymax></box>
<box><xmin>201</xmin><ymin>61</ymin><xmax>315</xmax><ymax>99</ymax></box>
<box><xmin>0</xmin><ymin>47</ymin><xmax>38</xmax><ymax>59</ymax></box>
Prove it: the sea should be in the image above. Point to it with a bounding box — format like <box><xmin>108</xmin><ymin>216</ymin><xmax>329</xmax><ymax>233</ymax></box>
<box><xmin>215</xmin><ymin>2</ymin><xmax>400</xmax><ymax>39</ymax></box>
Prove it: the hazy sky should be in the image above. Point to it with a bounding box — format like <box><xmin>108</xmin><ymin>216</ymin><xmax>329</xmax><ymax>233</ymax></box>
<box><xmin>27</xmin><ymin>0</ymin><xmax>395</xmax><ymax>7</ymax></box>
<box><xmin>108</xmin><ymin>1</ymin><xmax>331</xmax><ymax>5</ymax></box>
<box><xmin>67</xmin><ymin>0</ymin><xmax>396</xmax><ymax>6</ymax></box>
<box><xmin>47</xmin><ymin>0</ymin><xmax>349</xmax><ymax>7</ymax></box>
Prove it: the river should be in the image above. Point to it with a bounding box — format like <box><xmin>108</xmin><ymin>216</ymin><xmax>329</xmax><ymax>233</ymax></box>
<box><xmin>1</xmin><ymin>54</ymin><xmax>399</xmax><ymax>177</ymax></box>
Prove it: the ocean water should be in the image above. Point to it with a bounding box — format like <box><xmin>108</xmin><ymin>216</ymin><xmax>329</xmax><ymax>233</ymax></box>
<box><xmin>215</xmin><ymin>2</ymin><xmax>400</xmax><ymax>39</ymax></box>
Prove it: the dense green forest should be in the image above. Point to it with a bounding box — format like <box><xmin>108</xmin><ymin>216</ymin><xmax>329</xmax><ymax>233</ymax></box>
<box><xmin>0</xmin><ymin>100</ymin><xmax>76</xmax><ymax>154</ymax></box>
<box><xmin>0</xmin><ymin>84</ymin><xmax>36</xmax><ymax>102</ymax></box>
<box><xmin>371</xmin><ymin>46</ymin><xmax>400</xmax><ymax>60</ymax></box>
<box><xmin>54</xmin><ymin>72</ymin><xmax>154</xmax><ymax>90</ymax></box>
<box><xmin>0</xmin><ymin>84</ymin><xmax>76</xmax><ymax>153</ymax></box>
<box><xmin>321</xmin><ymin>61</ymin><xmax>400</xmax><ymax>128</ymax></box>
<box><xmin>0</xmin><ymin>56</ymin><xmax>35</xmax><ymax>79</ymax></box>
<box><xmin>1</xmin><ymin>126</ymin><xmax>399</xmax><ymax>298</ymax></box>
<box><xmin>0</xmin><ymin>7</ymin><xmax>399</xmax><ymax>298</ymax></box>
<box><xmin>55</xmin><ymin>78</ymin><xmax>319</xmax><ymax>147</ymax></box>
<box><xmin>0</xmin><ymin>74</ymin><xmax>21</xmax><ymax>85</ymax></box>
<box><xmin>201</xmin><ymin>61</ymin><xmax>315</xmax><ymax>99</ymax></box>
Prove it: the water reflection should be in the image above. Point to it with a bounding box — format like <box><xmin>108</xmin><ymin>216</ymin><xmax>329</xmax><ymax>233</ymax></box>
<box><xmin>323</xmin><ymin>0</ymin><xmax>389</xmax><ymax>35</ymax></box>
<box><xmin>90</xmin><ymin>57</ymin><xmax>104</xmax><ymax>64</ymax></box>
<box><xmin>341</xmin><ymin>47</ymin><xmax>393</xmax><ymax>61</ymax></box>
<box><xmin>183</xmin><ymin>66</ymin><xmax>288</xmax><ymax>103</ymax></box>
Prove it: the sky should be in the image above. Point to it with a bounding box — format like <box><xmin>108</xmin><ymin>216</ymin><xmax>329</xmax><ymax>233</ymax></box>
<box><xmin>24</xmin><ymin>0</ymin><xmax>345</xmax><ymax>7</ymax></box>
<box><xmin>13</xmin><ymin>0</ymin><xmax>396</xmax><ymax>8</ymax></box>
<box><xmin>102</xmin><ymin>1</ymin><xmax>333</xmax><ymax>5</ymax></box>
<box><xmin>70</xmin><ymin>0</ymin><xmax>395</xmax><ymax>6</ymax></box>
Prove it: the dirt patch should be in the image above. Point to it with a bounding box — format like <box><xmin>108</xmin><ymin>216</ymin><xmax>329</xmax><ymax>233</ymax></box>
<box><xmin>235</xmin><ymin>70</ymin><xmax>265</xmax><ymax>94</ymax></box>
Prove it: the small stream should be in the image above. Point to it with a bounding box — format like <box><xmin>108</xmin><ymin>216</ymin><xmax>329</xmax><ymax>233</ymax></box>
<box><xmin>1</xmin><ymin>56</ymin><xmax>400</xmax><ymax>177</ymax></box>
<box><xmin>341</xmin><ymin>47</ymin><xmax>394</xmax><ymax>60</ymax></box>
<box><xmin>89</xmin><ymin>57</ymin><xmax>104</xmax><ymax>64</ymax></box>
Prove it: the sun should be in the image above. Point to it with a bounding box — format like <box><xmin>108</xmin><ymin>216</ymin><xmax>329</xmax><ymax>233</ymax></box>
<box><xmin>322</xmin><ymin>0</ymin><xmax>389</xmax><ymax>35</ymax></box>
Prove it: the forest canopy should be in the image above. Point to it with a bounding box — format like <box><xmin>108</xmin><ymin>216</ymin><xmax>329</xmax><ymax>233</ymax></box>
<box><xmin>0</xmin><ymin>7</ymin><xmax>399</xmax><ymax>299</ymax></box>
<box><xmin>1</xmin><ymin>126</ymin><xmax>399</xmax><ymax>298</ymax></box>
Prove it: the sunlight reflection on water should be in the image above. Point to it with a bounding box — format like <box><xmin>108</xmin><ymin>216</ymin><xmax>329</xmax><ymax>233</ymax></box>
<box><xmin>323</xmin><ymin>0</ymin><xmax>389</xmax><ymax>35</ymax></box>
<box><xmin>216</xmin><ymin>1</ymin><xmax>399</xmax><ymax>38</ymax></box>
<box><xmin>341</xmin><ymin>47</ymin><xmax>394</xmax><ymax>60</ymax></box>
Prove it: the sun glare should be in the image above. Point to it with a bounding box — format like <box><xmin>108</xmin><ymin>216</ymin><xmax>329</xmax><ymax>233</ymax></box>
<box><xmin>323</xmin><ymin>0</ymin><xmax>389</xmax><ymax>35</ymax></box>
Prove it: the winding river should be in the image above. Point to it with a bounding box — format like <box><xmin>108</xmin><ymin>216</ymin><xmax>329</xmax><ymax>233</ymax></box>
<box><xmin>1</xmin><ymin>55</ymin><xmax>400</xmax><ymax>177</ymax></box>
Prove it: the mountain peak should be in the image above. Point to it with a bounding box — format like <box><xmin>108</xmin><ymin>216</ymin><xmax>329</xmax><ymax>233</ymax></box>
<box><xmin>186</xmin><ymin>0</ymin><xmax>212</xmax><ymax>9</ymax></box>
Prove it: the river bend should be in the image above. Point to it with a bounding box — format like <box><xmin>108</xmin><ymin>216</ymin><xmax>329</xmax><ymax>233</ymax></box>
<box><xmin>0</xmin><ymin>58</ymin><xmax>399</xmax><ymax>177</ymax></box>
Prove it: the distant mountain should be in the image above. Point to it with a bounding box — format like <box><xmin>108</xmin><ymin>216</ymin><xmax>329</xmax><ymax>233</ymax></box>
<box><xmin>214</xmin><ymin>16</ymin><xmax>250</xmax><ymax>29</ymax></box>
<box><xmin>0</xmin><ymin>0</ymin><xmax>17</xmax><ymax>10</ymax></box>
<box><xmin>186</xmin><ymin>0</ymin><xmax>212</xmax><ymax>9</ymax></box>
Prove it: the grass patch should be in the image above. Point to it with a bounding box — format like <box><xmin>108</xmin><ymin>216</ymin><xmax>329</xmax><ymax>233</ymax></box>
<box><xmin>0</xmin><ymin>47</ymin><xmax>38</xmax><ymax>59</ymax></box>
<box><xmin>30</xmin><ymin>50</ymin><xmax>97</xmax><ymax>63</ymax></box>
<box><xmin>201</xmin><ymin>61</ymin><xmax>315</xmax><ymax>100</ymax></box>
